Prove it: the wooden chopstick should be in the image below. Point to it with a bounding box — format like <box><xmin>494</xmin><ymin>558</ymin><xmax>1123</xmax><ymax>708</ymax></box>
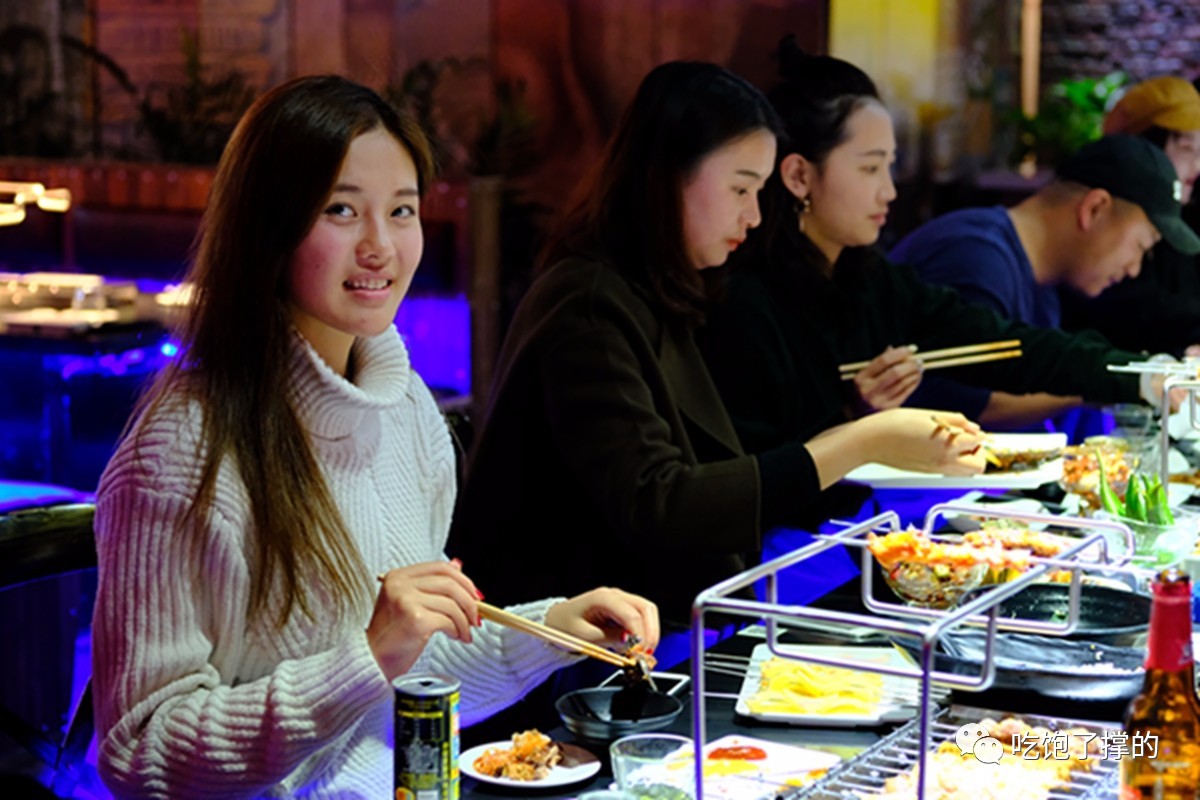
<box><xmin>917</xmin><ymin>349</ymin><xmax>1022</xmax><ymax>372</ymax></box>
<box><xmin>838</xmin><ymin>339</ymin><xmax>1022</xmax><ymax>375</ymax></box>
<box><xmin>477</xmin><ymin>602</ymin><xmax>634</xmax><ymax>668</ymax></box>
<box><xmin>839</xmin><ymin>348</ymin><xmax>1022</xmax><ymax>380</ymax></box>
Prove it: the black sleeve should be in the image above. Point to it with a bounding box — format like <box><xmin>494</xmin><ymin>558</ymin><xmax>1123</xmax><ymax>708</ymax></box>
<box><xmin>893</xmin><ymin>264</ymin><xmax>1143</xmax><ymax>403</ymax></box>
<box><xmin>1060</xmin><ymin>246</ymin><xmax>1200</xmax><ymax>357</ymax></box>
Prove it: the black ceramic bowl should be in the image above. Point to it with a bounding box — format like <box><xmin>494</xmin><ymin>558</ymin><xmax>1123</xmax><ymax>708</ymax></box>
<box><xmin>555</xmin><ymin>686</ymin><xmax>683</xmax><ymax>742</ymax></box>
<box><xmin>961</xmin><ymin>582</ymin><xmax>1149</xmax><ymax>646</ymax></box>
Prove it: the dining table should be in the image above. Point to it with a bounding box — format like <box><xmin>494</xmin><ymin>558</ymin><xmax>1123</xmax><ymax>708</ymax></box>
<box><xmin>456</xmin><ymin>569</ymin><xmax>1138</xmax><ymax>800</ymax></box>
<box><xmin>458</xmin><ymin>625</ymin><xmax>885</xmax><ymax>799</ymax></box>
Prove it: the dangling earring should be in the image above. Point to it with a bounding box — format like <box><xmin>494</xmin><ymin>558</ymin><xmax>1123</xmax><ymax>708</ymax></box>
<box><xmin>795</xmin><ymin>196</ymin><xmax>812</xmax><ymax>234</ymax></box>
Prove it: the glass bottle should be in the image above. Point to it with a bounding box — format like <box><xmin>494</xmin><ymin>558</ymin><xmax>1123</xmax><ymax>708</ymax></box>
<box><xmin>1120</xmin><ymin>568</ymin><xmax>1200</xmax><ymax>799</ymax></box>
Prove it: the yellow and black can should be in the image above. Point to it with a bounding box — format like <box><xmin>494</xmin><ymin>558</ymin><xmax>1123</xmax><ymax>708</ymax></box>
<box><xmin>393</xmin><ymin>673</ymin><xmax>461</xmax><ymax>800</ymax></box>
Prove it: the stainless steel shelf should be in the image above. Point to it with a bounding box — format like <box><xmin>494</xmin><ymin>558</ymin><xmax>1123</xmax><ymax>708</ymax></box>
<box><xmin>687</xmin><ymin>503</ymin><xmax>1142</xmax><ymax>800</ymax></box>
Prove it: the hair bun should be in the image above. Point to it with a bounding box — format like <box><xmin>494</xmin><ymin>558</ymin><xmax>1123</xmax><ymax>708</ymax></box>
<box><xmin>776</xmin><ymin>34</ymin><xmax>812</xmax><ymax>80</ymax></box>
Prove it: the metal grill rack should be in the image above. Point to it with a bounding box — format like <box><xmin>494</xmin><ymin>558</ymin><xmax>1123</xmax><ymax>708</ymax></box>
<box><xmin>1108</xmin><ymin>358</ymin><xmax>1200</xmax><ymax>486</ymax></box>
<box><xmin>1161</xmin><ymin>372</ymin><xmax>1200</xmax><ymax>486</ymax></box>
<box><xmin>789</xmin><ymin>705</ymin><xmax>1118</xmax><ymax>800</ymax></box>
<box><xmin>687</xmin><ymin>502</ymin><xmax>1143</xmax><ymax>800</ymax></box>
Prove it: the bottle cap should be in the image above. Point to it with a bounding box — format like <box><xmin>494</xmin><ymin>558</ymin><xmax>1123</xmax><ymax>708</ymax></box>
<box><xmin>1152</xmin><ymin>568</ymin><xmax>1192</xmax><ymax>599</ymax></box>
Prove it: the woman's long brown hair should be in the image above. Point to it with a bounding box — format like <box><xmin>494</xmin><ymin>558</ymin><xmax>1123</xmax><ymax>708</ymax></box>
<box><xmin>134</xmin><ymin>76</ymin><xmax>435</xmax><ymax>626</ymax></box>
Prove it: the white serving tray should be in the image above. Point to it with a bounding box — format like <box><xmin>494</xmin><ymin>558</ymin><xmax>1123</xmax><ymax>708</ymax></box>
<box><xmin>845</xmin><ymin>432</ymin><xmax>1066</xmax><ymax>490</ymax></box>
<box><xmin>735</xmin><ymin>643</ymin><xmax>945</xmax><ymax>728</ymax></box>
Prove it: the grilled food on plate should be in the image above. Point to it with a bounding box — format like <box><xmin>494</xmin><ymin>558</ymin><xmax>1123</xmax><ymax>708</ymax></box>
<box><xmin>980</xmin><ymin>442</ymin><xmax>1062</xmax><ymax>473</ymax></box>
<box><xmin>471</xmin><ymin>729</ymin><xmax>562</xmax><ymax>781</ymax></box>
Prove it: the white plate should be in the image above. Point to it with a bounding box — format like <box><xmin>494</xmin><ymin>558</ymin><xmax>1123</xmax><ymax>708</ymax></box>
<box><xmin>734</xmin><ymin>644</ymin><xmax>947</xmax><ymax>727</ymax></box>
<box><xmin>942</xmin><ymin>491</ymin><xmax>1048</xmax><ymax>532</ymax></box>
<box><xmin>700</xmin><ymin>735</ymin><xmax>840</xmax><ymax>798</ymax></box>
<box><xmin>459</xmin><ymin>740</ymin><xmax>600</xmax><ymax>788</ymax></box>
<box><xmin>1168</xmin><ymin>480</ymin><xmax>1195</xmax><ymax>507</ymax></box>
<box><xmin>845</xmin><ymin>432</ymin><xmax>1066</xmax><ymax>489</ymax></box>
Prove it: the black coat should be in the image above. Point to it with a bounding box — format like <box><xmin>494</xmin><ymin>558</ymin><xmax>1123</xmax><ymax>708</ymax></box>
<box><xmin>448</xmin><ymin>257</ymin><xmax>816</xmax><ymax>624</ymax></box>
<box><xmin>1060</xmin><ymin>241</ymin><xmax>1200</xmax><ymax>357</ymax></box>
<box><xmin>698</xmin><ymin>252</ymin><xmax>1145</xmax><ymax>456</ymax></box>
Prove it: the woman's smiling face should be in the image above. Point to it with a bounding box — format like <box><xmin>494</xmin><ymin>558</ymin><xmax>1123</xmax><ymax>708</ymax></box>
<box><xmin>798</xmin><ymin>102</ymin><xmax>897</xmax><ymax>264</ymax></box>
<box><xmin>286</xmin><ymin>128</ymin><xmax>424</xmax><ymax>373</ymax></box>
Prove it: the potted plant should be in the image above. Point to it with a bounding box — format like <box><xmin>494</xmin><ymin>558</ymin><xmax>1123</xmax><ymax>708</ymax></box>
<box><xmin>1012</xmin><ymin>71</ymin><xmax>1128</xmax><ymax>167</ymax></box>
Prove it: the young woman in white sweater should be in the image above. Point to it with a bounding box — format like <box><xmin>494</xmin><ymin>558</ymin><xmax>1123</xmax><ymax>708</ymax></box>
<box><xmin>91</xmin><ymin>75</ymin><xmax>658</xmax><ymax>799</ymax></box>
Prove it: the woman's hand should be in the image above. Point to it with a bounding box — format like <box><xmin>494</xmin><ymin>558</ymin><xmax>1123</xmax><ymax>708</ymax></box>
<box><xmin>367</xmin><ymin>561</ymin><xmax>482</xmax><ymax>681</ymax></box>
<box><xmin>544</xmin><ymin>588</ymin><xmax>660</xmax><ymax>654</ymax></box>
<box><xmin>851</xmin><ymin>346</ymin><xmax>922</xmax><ymax>412</ymax></box>
<box><xmin>863</xmin><ymin>408</ymin><xmax>987</xmax><ymax>475</ymax></box>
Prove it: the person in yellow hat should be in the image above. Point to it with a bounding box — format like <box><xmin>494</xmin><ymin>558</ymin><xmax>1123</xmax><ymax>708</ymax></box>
<box><xmin>1060</xmin><ymin>75</ymin><xmax>1200</xmax><ymax>356</ymax></box>
<box><xmin>1103</xmin><ymin>76</ymin><xmax>1200</xmax><ymax>202</ymax></box>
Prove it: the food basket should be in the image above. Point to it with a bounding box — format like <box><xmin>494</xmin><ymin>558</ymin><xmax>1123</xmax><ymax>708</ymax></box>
<box><xmin>864</xmin><ymin>512</ymin><xmax>1136</xmax><ymax>610</ymax></box>
<box><xmin>686</xmin><ymin>502</ymin><xmax>1141</xmax><ymax>800</ymax></box>
<box><xmin>1059</xmin><ymin>439</ymin><xmax>1135</xmax><ymax>514</ymax></box>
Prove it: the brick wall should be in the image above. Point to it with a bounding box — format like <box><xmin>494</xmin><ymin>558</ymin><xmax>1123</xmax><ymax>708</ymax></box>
<box><xmin>1041</xmin><ymin>0</ymin><xmax>1200</xmax><ymax>83</ymax></box>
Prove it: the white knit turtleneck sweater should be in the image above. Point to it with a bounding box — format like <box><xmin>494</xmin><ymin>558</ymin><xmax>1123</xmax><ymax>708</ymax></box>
<box><xmin>92</xmin><ymin>327</ymin><xmax>579</xmax><ymax>799</ymax></box>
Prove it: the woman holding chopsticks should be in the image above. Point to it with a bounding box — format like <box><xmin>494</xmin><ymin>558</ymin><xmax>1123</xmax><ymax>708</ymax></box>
<box><xmin>91</xmin><ymin>76</ymin><xmax>657</xmax><ymax>800</ymax></box>
<box><xmin>698</xmin><ymin>39</ymin><xmax>1168</xmax><ymax>460</ymax></box>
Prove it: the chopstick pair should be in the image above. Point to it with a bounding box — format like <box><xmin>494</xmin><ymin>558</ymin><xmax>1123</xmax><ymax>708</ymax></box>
<box><xmin>477</xmin><ymin>602</ymin><xmax>637</xmax><ymax>670</ymax></box>
<box><xmin>375</xmin><ymin>573</ymin><xmax>646</xmax><ymax>674</ymax></box>
<box><xmin>838</xmin><ymin>339</ymin><xmax>1022</xmax><ymax>380</ymax></box>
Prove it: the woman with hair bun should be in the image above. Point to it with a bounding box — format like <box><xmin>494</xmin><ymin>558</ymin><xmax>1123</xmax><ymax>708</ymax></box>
<box><xmin>699</xmin><ymin>37</ymin><xmax>1158</xmax><ymax>475</ymax></box>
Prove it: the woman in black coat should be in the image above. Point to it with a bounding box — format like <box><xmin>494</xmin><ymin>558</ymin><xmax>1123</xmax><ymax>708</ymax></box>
<box><xmin>449</xmin><ymin>61</ymin><xmax>989</xmax><ymax>628</ymax></box>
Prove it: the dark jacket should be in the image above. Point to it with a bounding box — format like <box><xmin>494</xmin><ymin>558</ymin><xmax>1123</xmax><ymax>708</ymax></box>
<box><xmin>698</xmin><ymin>251</ymin><xmax>1145</xmax><ymax>455</ymax></box>
<box><xmin>447</xmin><ymin>257</ymin><xmax>816</xmax><ymax>624</ymax></box>
<box><xmin>1060</xmin><ymin>240</ymin><xmax>1200</xmax><ymax>357</ymax></box>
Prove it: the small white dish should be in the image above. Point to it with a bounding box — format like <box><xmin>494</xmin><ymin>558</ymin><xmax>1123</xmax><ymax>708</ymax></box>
<box><xmin>459</xmin><ymin>740</ymin><xmax>600</xmax><ymax>788</ymax></box>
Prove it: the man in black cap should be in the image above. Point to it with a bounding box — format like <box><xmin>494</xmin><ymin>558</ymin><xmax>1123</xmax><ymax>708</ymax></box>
<box><xmin>1059</xmin><ymin>79</ymin><xmax>1200</xmax><ymax>356</ymax></box>
<box><xmin>887</xmin><ymin>134</ymin><xmax>1200</xmax><ymax>429</ymax></box>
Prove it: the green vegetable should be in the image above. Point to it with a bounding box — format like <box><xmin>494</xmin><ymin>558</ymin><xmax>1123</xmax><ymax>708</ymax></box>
<box><xmin>1097</xmin><ymin>459</ymin><xmax>1125</xmax><ymax>517</ymax></box>
<box><xmin>1125</xmin><ymin>473</ymin><xmax>1147</xmax><ymax>522</ymax></box>
<box><xmin>1146</xmin><ymin>480</ymin><xmax>1175</xmax><ymax>526</ymax></box>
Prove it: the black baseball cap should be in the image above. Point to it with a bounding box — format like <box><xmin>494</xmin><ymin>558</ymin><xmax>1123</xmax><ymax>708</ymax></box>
<box><xmin>1056</xmin><ymin>134</ymin><xmax>1200</xmax><ymax>256</ymax></box>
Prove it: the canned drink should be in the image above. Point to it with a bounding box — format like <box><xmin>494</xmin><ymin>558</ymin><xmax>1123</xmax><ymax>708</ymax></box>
<box><xmin>393</xmin><ymin>674</ymin><xmax>461</xmax><ymax>800</ymax></box>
